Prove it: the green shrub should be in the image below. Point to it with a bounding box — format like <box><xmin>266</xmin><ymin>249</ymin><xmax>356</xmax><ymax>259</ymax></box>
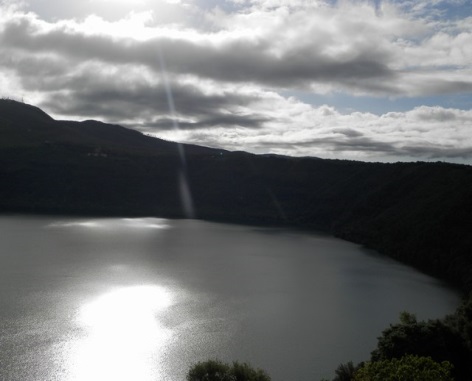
<box><xmin>333</xmin><ymin>361</ymin><xmax>359</xmax><ymax>381</ymax></box>
<box><xmin>371</xmin><ymin>312</ymin><xmax>470</xmax><ymax>380</ymax></box>
<box><xmin>186</xmin><ymin>359</ymin><xmax>271</xmax><ymax>381</ymax></box>
<box><xmin>354</xmin><ymin>354</ymin><xmax>454</xmax><ymax>381</ymax></box>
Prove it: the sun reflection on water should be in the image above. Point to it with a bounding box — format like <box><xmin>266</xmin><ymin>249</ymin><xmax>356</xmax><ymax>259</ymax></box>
<box><xmin>48</xmin><ymin>218</ymin><xmax>170</xmax><ymax>230</ymax></box>
<box><xmin>69</xmin><ymin>285</ymin><xmax>173</xmax><ymax>381</ymax></box>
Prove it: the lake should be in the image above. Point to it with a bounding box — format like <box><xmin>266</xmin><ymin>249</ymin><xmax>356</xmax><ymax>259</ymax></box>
<box><xmin>0</xmin><ymin>216</ymin><xmax>460</xmax><ymax>381</ymax></box>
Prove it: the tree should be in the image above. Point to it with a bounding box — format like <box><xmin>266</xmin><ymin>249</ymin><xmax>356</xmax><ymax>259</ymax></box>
<box><xmin>186</xmin><ymin>359</ymin><xmax>271</xmax><ymax>381</ymax></box>
<box><xmin>371</xmin><ymin>312</ymin><xmax>469</xmax><ymax>380</ymax></box>
<box><xmin>444</xmin><ymin>296</ymin><xmax>472</xmax><ymax>351</ymax></box>
<box><xmin>354</xmin><ymin>354</ymin><xmax>454</xmax><ymax>381</ymax></box>
<box><xmin>332</xmin><ymin>361</ymin><xmax>359</xmax><ymax>381</ymax></box>
<box><xmin>399</xmin><ymin>311</ymin><xmax>417</xmax><ymax>325</ymax></box>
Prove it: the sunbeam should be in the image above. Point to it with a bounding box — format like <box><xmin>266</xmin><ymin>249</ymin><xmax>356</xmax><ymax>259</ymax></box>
<box><xmin>157</xmin><ymin>46</ymin><xmax>196</xmax><ymax>219</ymax></box>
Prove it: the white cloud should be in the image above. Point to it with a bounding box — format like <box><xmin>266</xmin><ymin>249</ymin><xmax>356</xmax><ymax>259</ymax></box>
<box><xmin>154</xmin><ymin>90</ymin><xmax>472</xmax><ymax>162</ymax></box>
<box><xmin>0</xmin><ymin>0</ymin><xmax>471</xmax><ymax>163</ymax></box>
<box><xmin>2</xmin><ymin>1</ymin><xmax>471</xmax><ymax>95</ymax></box>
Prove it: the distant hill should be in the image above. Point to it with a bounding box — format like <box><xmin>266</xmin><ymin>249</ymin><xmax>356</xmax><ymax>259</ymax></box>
<box><xmin>1</xmin><ymin>99</ymin><xmax>471</xmax><ymax>292</ymax></box>
<box><xmin>0</xmin><ymin>98</ymin><xmax>216</xmax><ymax>155</ymax></box>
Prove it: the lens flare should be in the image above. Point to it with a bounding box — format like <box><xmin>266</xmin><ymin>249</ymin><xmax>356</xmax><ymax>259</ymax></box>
<box><xmin>157</xmin><ymin>46</ymin><xmax>195</xmax><ymax>219</ymax></box>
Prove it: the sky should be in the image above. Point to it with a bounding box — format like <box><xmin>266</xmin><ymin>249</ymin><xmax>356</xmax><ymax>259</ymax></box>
<box><xmin>0</xmin><ymin>0</ymin><xmax>471</xmax><ymax>163</ymax></box>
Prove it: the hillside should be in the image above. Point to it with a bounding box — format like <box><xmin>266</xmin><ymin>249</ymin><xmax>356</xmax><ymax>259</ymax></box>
<box><xmin>1</xmin><ymin>99</ymin><xmax>471</xmax><ymax>292</ymax></box>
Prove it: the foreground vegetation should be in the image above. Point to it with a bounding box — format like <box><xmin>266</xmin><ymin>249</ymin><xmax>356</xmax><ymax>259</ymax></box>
<box><xmin>186</xmin><ymin>360</ymin><xmax>271</xmax><ymax>381</ymax></box>
<box><xmin>186</xmin><ymin>354</ymin><xmax>456</xmax><ymax>381</ymax></box>
<box><xmin>327</xmin><ymin>303</ymin><xmax>472</xmax><ymax>381</ymax></box>
<box><xmin>188</xmin><ymin>298</ymin><xmax>472</xmax><ymax>381</ymax></box>
<box><xmin>353</xmin><ymin>354</ymin><xmax>454</xmax><ymax>381</ymax></box>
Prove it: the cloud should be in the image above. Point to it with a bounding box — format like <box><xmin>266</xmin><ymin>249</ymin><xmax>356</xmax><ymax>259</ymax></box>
<box><xmin>0</xmin><ymin>9</ymin><xmax>395</xmax><ymax>92</ymax></box>
<box><xmin>16</xmin><ymin>56</ymin><xmax>271</xmax><ymax>132</ymax></box>
<box><xmin>151</xmin><ymin>94</ymin><xmax>472</xmax><ymax>162</ymax></box>
<box><xmin>134</xmin><ymin>114</ymin><xmax>271</xmax><ymax>131</ymax></box>
<box><xmin>410</xmin><ymin>106</ymin><xmax>459</xmax><ymax>122</ymax></box>
<box><xmin>332</xmin><ymin>128</ymin><xmax>364</xmax><ymax>138</ymax></box>
<box><xmin>0</xmin><ymin>1</ymin><xmax>471</xmax><ymax>163</ymax></box>
<box><xmin>2</xmin><ymin>1</ymin><xmax>471</xmax><ymax>96</ymax></box>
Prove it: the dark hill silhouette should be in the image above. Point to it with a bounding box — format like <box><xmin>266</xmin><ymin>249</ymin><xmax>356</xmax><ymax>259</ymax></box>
<box><xmin>0</xmin><ymin>98</ymin><xmax>215</xmax><ymax>155</ymax></box>
<box><xmin>1</xmin><ymin>99</ymin><xmax>471</xmax><ymax>293</ymax></box>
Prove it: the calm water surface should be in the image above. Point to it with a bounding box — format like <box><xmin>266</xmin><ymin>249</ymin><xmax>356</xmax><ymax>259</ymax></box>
<box><xmin>0</xmin><ymin>216</ymin><xmax>460</xmax><ymax>381</ymax></box>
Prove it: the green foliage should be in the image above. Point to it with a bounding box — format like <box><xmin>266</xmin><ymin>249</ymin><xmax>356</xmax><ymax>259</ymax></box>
<box><xmin>186</xmin><ymin>360</ymin><xmax>271</xmax><ymax>381</ymax></box>
<box><xmin>354</xmin><ymin>354</ymin><xmax>454</xmax><ymax>381</ymax></box>
<box><xmin>187</xmin><ymin>360</ymin><xmax>232</xmax><ymax>381</ymax></box>
<box><xmin>333</xmin><ymin>361</ymin><xmax>358</xmax><ymax>381</ymax></box>
<box><xmin>444</xmin><ymin>295</ymin><xmax>472</xmax><ymax>351</ymax></box>
<box><xmin>231</xmin><ymin>361</ymin><xmax>271</xmax><ymax>381</ymax></box>
<box><xmin>371</xmin><ymin>311</ymin><xmax>471</xmax><ymax>381</ymax></box>
<box><xmin>399</xmin><ymin>311</ymin><xmax>417</xmax><ymax>325</ymax></box>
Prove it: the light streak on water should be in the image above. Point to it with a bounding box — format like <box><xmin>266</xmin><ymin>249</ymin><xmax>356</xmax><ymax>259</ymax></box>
<box><xmin>157</xmin><ymin>46</ymin><xmax>195</xmax><ymax>219</ymax></box>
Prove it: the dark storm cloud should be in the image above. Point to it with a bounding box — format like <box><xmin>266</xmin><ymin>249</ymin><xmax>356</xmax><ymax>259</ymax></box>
<box><xmin>35</xmin><ymin>67</ymin><xmax>268</xmax><ymax>130</ymax></box>
<box><xmin>159</xmin><ymin>41</ymin><xmax>395</xmax><ymax>90</ymax></box>
<box><xmin>0</xmin><ymin>14</ymin><xmax>396</xmax><ymax>92</ymax></box>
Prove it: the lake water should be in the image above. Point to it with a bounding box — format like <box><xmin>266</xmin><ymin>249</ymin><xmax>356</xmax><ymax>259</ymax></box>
<box><xmin>0</xmin><ymin>216</ymin><xmax>460</xmax><ymax>381</ymax></box>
